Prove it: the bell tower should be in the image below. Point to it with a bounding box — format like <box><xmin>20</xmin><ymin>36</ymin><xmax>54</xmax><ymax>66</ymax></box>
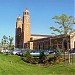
<box><xmin>15</xmin><ymin>15</ymin><xmax>23</xmax><ymax>48</ymax></box>
<box><xmin>23</xmin><ymin>8</ymin><xmax>31</xmax><ymax>46</ymax></box>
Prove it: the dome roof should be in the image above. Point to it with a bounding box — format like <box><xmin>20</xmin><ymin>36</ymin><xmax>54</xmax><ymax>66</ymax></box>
<box><xmin>17</xmin><ymin>15</ymin><xmax>22</xmax><ymax>19</ymax></box>
<box><xmin>17</xmin><ymin>15</ymin><xmax>22</xmax><ymax>21</ymax></box>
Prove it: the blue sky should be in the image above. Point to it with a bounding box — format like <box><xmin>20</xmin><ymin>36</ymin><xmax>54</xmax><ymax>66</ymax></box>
<box><xmin>0</xmin><ymin>0</ymin><xmax>74</xmax><ymax>44</ymax></box>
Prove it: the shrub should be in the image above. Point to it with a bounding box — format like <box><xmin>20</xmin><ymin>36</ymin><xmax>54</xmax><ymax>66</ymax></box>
<box><xmin>30</xmin><ymin>57</ymin><xmax>38</xmax><ymax>64</ymax></box>
<box><xmin>54</xmin><ymin>49</ymin><xmax>61</xmax><ymax>59</ymax></box>
<box><xmin>39</xmin><ymin>51</ymin><xmax>46</xmax><ymax>63</ymax></box>
<box><xmin>46</xmin><ymin>56</ymin><xmax>55</xmax><ymax>64</ymax></box>
<box><xmin>23</xmin><ymin>49</ymin><xmax>32</xmax><ymax>63</ymax></box>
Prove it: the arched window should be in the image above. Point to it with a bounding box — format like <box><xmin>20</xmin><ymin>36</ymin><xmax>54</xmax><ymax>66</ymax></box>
<box><xmin>39</xmin><ymin>44</ymin><xmax>40</xmax><ymax>50</ymax></box>
<box><xmin>25</xmin><ymin>12</ymin><xmax>26</xmax><ymax>15</ymax></box>
<box><xmin>63</xmin><ymin>39</ymin><xmax>68</xmax><ymax>50</ymax></box>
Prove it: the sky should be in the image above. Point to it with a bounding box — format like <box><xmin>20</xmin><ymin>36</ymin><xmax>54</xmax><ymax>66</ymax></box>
<box><xmin>0</xmin><ymin>0</ymin><xmax>74</xmax><ymax>44</ymax></box>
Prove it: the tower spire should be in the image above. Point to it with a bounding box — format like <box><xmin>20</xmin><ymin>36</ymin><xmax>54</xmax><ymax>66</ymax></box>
<box><xmin>24</xmin><ymin>8</ymin><xmax>29</xmax><ymax>15</ymax></box>
<box><xmin>23</xmin><ymin>8</ymin><xmax>30</xmax><ymax>47</ymax></box>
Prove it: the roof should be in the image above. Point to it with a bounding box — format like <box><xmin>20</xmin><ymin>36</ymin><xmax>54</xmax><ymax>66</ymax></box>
<box><xmin>17</xmin><ymin>15</ymin><xmax>22</xmax><ymax>19</ymax></box>
<box><xmin>31</xmin><ymin>34</ymin><xmax>52</xmax><ymax>37</ymax></box>
<box><xmin>24</xmin><ymin>8</ymin><xmax>29</xmax><ymax>12</ymax></box>
<box><xmin>29</xmin><ymin>37</ymin><xmax>51</xmax><ymax>42</ymax></box>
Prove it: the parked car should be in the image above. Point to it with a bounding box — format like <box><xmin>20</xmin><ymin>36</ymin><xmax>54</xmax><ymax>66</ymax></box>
<box><xmin>1</xmin><ymin>49</ymin><xmax>9</xmax><ymax>53</ymax></box>
<box><xmin>30</xmin><ymin>50</ymin><xmax>55</xmax><ymax>57</ymax></box>
<box><xmin>69</xmin><ymin>48</ymin><xmax>75</xmax><ymax>53</ymax></box>
<box><xmin>16</xmin><ymin>50</ymin><xmax>26</xmax><ymax>56</ymax></box>
<box><xmin>8</xmin><ymin>50</ymin><xmax>14</xmax><ymax>54</ymax></box>
<box><xmin>30</xmin><ymin>50</ymin><xmax>41</xmax><ymax>57</ymax></box>
<box><xmin>12</xmin><ymin>49</ymin><xmax>21</xmax><ymax>55</ymax></box>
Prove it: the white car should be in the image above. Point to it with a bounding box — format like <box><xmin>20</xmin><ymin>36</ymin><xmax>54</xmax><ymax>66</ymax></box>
<box><xmin>12</xmin><ymin>50</ymin><xmax>21</xmax><ymax>55</ymax></box>
<box><xmin>1</xmin><ymin>49</ymin><xmax>9</xmax><ymax>53</ymax></box>
<box><xmin>30</xmin><ymin>50</ymin><xmax>40</xmax><ymax>56</ymax></box>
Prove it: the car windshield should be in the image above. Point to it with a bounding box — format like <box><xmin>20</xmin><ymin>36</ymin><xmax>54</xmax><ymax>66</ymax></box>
<box><xmin>14</xmin><ymin>50</ymin><xmax>21</xmax><ymax>52</ymax></box>
<box><xmin>21</xmin><ymin>50</ymin><xmax>26</xmax><ymax>52</ymax></box>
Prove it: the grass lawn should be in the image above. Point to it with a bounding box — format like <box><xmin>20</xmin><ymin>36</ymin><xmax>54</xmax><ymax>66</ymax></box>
<box><xmin>0</xmin><ymin>54</ymin><xmax>75</xmax><ymax>75</ymax></box>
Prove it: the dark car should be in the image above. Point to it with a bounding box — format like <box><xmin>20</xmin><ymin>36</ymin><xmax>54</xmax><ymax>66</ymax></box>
<box><xmin>30</xmin><ymin>50</ymin><xmax>55</xmax><ymax>56</ymax></box>
<box><xmin>16</xmin><ymin>50</ymin><xmax>26</xmax><ymax>56</ymax></box>
<box><xmin>41</xmin><ymin>50</ymin><xmax>54</xmax><ymax>56</ymax></box>
<box><xmin>69</xmin><ymin>48</ymin><xmax>75</xmax><ymax>53</ymax></box>
<box><xmin>9</xmin><ymin>50</ymin><xmax>14</xmax><ymax>54</ymax></box>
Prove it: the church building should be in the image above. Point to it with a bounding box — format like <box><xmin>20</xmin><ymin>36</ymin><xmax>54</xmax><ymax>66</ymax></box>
<box><xmin>15</xmin><ymin>8</ymin><xmax>75</xmax><ymax>50</ymax></box>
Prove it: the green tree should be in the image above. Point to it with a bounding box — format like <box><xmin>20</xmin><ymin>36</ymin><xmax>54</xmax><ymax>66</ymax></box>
<box><xmin>1</xmin><ymin>35</ymin><xmax>14</xmax><ymax>50</ymax></box>
<box><xmin>50</xmin><ymin>14</ymin><xmax>75</xmax><ymax>64</ymax></box>
<box><xmin>50</xmin><ymin>14</ymin><xmax>75</xmax><ymax>35</ymax></box>
<box><xmin>1</xmin><ymin>35</ymin><xmax>8</xmax><ymax>50</ymax></box>
<box><xmin>8</xmin><ymin>36</ymin><xmax>14</xmax><ymax>50</ymax></box>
